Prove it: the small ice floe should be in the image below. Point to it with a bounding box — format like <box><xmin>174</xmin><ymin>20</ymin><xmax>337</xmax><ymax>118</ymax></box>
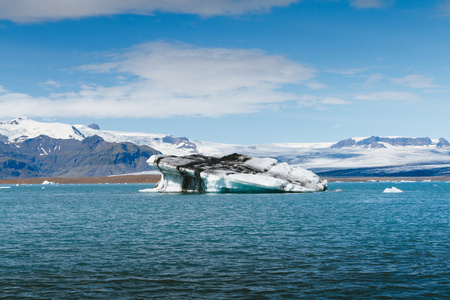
<box><xmin>0</xmin><ymin>186</ymin><xmax>11</xmax><ymax>189</ymax></box>
<box><xmin>383</xmin><ymin>187</ymin><xmax>403</xmax><ymax>193</ymax></box>
<box><xmin>42</xmin><ymin>180</ymin><xmax>55</xmax><ymax>185</ymax></box>
<box><xmin>138</xmin><ymin>188</ymin><xmax>158</xmax><ymax>193</ymax></box>
<box><xmin>41</xmin><ymin>187</ymin><xmax>45</xmax><ymax>189</ymax></box>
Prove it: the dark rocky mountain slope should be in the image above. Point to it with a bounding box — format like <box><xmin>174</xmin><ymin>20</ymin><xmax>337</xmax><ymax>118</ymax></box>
<box><xmin>0</xmin><ymin>135</ymin><xmax>160</xmax><ymax>179</ymax></box>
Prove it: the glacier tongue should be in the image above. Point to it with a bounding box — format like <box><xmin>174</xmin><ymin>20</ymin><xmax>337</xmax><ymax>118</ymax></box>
<box><xmin>149</xmin><ymin>153</ymin><xmax>327</xmax><ymax>193</ymax></box>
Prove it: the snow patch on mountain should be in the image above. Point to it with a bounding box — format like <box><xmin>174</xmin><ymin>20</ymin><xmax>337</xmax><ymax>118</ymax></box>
<box><xmin>0</xmin><ymin>117</ymin><xmax>85</xmax><ymax>142</ymax></box>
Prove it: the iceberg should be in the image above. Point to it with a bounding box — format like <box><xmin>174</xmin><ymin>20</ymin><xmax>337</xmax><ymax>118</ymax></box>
<box><xmin>149</xmin><ymin>153</ymin><xmax>327</xmax><ymax>193</ymax></box>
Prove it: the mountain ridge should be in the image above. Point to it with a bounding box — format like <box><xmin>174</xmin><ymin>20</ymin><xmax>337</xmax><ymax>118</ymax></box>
<box><xmin>0</xmin><ymin>134</ymin><xmax>160</xmax><ymax>178</ymax></box>
<box><xmin>1</xmin><ymin>118</ymin><xmax>450</xmax><ymax>178</ymax></box>
<box><xmin>0</xmin><ymin>117</ymin><xmax>197</xmax><ymax>156</ymax></box>
<box><xmin>330</xmin><ymin>136</ymin><xmax>450</xmax><ymax>149</ymax></box>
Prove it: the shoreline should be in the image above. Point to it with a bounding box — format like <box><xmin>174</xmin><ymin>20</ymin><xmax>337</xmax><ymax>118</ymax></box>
<box><xmin>0</xmin><ymin>175</ymin><xmax>449</xmax><ymax>185</ymax></box>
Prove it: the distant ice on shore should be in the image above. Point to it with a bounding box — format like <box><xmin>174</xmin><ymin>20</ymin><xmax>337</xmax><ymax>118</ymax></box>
<box><xmin>108</xmin><ymin>170</ymin><xmax>162</xmax><ymax>177</ymax></box>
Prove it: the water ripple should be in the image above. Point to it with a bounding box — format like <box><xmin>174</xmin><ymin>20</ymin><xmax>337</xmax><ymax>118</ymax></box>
<box><xmin>0</xmin><ymin>183</ymin><xmax>449</xmax><ymax>299</ymax></box>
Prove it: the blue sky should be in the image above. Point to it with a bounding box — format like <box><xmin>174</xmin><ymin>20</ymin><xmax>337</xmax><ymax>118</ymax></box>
<box><xmin>1</xmin><ymin>0</ymin><xmax>450</xmax><ymax>144</ymax></box>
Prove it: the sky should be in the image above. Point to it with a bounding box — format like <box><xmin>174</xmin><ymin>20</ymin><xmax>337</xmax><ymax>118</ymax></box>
<box><xmin>1</xmin><ymin>0</ymin><xmax>450</xmax><ymax>144</ymax></box>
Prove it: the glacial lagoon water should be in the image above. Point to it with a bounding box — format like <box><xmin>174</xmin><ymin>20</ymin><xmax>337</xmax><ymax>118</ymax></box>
<box><xmin>0</xmin><ymin>182</ymin><xmax>449</xmax><ymax>299</ymax></box>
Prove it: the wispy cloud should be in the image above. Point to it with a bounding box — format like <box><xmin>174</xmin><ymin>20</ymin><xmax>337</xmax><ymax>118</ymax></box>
<box><xmin>439</xmin><ymin>0</ymin><xmax>450</xmax><ymax>16</ymax></box>
<box><xmin>299</xmin><ymin>94</ymin><xmax>350</xmax><ymax>106</ymax></box>
<box><xmin>0</xmin><ymin>42</ymin><xmax>315</xmax><ymax>119</ymax></box>
<box><xmin>364</xmin><ymin>73</ymin><xmax>384</xmax><ymax>85</ymax></box>
<box><xmin>39</xmin><ymin>79</ymin><xmax>62</xmax><ymax>90</ymax></box>
<box><xmin>349</xmin><ymin>0</ymin><xmax>394</xmax><ymax>9</ymax></box>
<box><xmin>390</xmin><ymin>74</ymin><xmax>439</xmax><ymax>89</ymax></box>
<box><xmin>0</xmin><ymin>0</ymin><xmax>300</xmax><ymax>23</ymax></box>
<box><xmin>354</xmin><ymin>90</ymin><xmax>419</xmax><ymax>101</ymax></box>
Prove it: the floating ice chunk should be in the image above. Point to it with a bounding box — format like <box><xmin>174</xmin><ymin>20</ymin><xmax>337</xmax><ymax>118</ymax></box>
<box><xmin>42</xmin><ymin>180</ymin><xmax>55</xmax><ymax>185</ymax></box>
<box><xmin>138</xmin><ymin>188</ymin><xmax>158</xmax><ymax>193</ymax></box>
<box><xmin>149</xmin><ymin>153</ymin><xmax>327</xmax><ymax>193</ymax></box>
<box><xmin>383</xmin><ymin>187</ymin><xmax>403</xmax><ymax>193</ymax></box>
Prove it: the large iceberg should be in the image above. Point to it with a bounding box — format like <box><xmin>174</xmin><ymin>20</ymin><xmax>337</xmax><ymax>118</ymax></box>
<box><xmin>149</xmin><ymin>153</ymin><xmax>327</xmax><ymax>193</ymax></box>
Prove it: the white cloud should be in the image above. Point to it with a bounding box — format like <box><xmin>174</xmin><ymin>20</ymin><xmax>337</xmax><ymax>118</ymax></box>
<box><xmin>354</xmin><ymin>90</ymin><xmax>419</xmax><ymax>101</ymax></box>
<box><xmin>0</xmin><ymin>42</ymin><xmax>315</xmax><ymax>119</ymax></box>
<box><xmin>349</xmin><ymin>0</ymin><xmax>394</xmax><ymax>9</ymax></box>
<box><xmin>391</xmin><ymin>74</ymin><xmax>439</xmax><ymax>89</ymax></box>
<box><xmin>0</xmin><ymin>0</ymin><xmax>299</xmax><ymax>23</ymax></box>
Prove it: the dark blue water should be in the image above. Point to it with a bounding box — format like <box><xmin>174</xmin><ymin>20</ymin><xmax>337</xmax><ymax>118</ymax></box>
<box><xmin>0</xmin><ymin>182</ymin><xmax>449</xmax><ymax>299</ymax></box>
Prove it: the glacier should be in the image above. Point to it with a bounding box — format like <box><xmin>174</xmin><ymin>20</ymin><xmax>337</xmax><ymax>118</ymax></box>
<box><xmin>149</xmin><ymin>153</ymin><xmax>327</xmax><ymax>193</ymax></box>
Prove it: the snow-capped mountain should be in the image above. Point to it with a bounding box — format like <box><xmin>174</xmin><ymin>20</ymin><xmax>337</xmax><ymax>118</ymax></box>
<box><xmin>330</xmin><ymin>136</ymin><xmax>448</xmax><ymax>149</ymax></box>
<box><xmin>1</xmin><ymin>117</ymin><xmax>450</xmax><ymax>178</ymax></box>
<box><xmin>0</xmin><ymin>117</ymin><xmax>197</xmax><ymax>156</ymax></box>
<box><xmin>0</xmin><ymin>134</ymin><xmax>160</xmax><ymax>178</ymax></box>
